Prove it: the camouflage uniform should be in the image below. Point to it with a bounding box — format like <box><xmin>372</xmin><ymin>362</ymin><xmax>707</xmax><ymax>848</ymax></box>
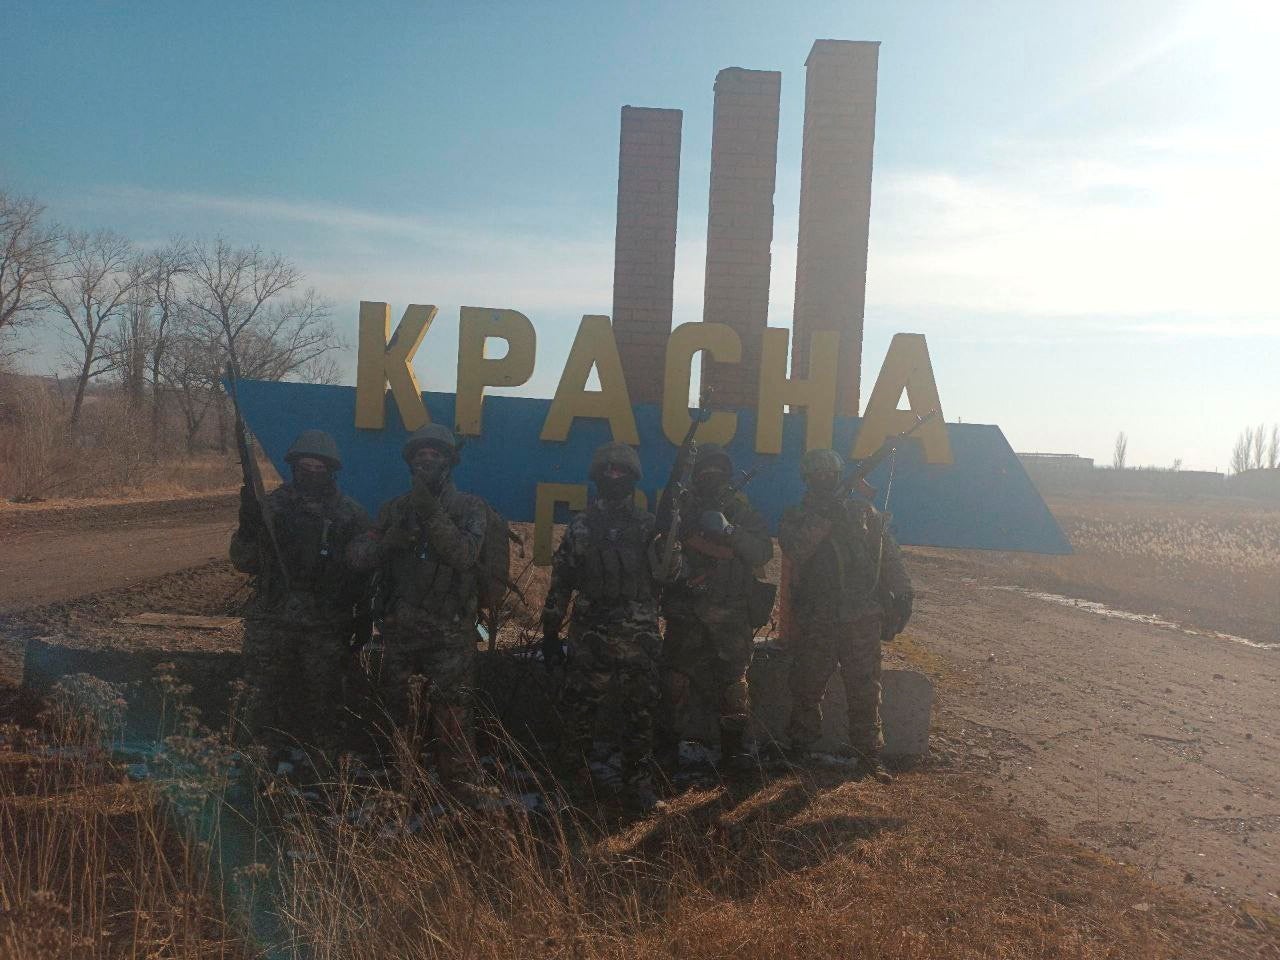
<box><xmin>657</xmin><ymin>462</ymin><xmax>773</xmax><ymax>761</ymax></box>
<box><xmin>779</xmin><ymin>483</ymin><xmax>911</xmax><ymax>760</ymax></box>
<box><xmin>230</xmin><ymin>479</ymin><xmax>371</xmax><ymax>753</ymax></box>
<box><xmin>346</xmin><ymin>479</ymin><xmax>488</xmax><ymax>749</ymax></box>
<box><xmin>544</xmin><ymin>491</ymin><xmax>662</xmax><ymax>784</ymax></box>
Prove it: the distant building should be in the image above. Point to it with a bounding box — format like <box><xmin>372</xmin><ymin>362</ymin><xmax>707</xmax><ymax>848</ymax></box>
<box><xmin>1017</xmin><ymin>452</ymin><xmax>1230</xmax><ymax>499</ymax></box>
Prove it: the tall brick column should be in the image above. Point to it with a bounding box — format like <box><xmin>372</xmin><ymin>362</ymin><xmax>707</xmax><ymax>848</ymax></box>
<box><xmin>611</xmin><ymin>106</ymin><xmax>682</xmax><ymax>405</ymax></box>
<box><xmin>790</xmin><ymin>40</ymin><xmax>879</xmax><ymax>416</ymax></box>
<box><xmin>700</xmin><ymin>68</ymin><xmax>782</xmax><ymax>410</ymax></box>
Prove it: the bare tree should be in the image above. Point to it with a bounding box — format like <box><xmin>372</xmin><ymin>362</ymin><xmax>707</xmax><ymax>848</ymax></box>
<box><xmin>1251</xmin><ymin>422</ymin><xmax>1266</xmax><ymax>471</ymax></box>
<box><xmin>0</xmin><ymin>190</ymin><xmax>60</xmax><ymax>359</ymax></box>
<box><xmin>38</xmin><ymin>231</ymin><xmax>140</xmax><ymax>431</ymax></box>
<box><xmin>1112</xmin><ymin>431</ymin><xmax>1128</xmax><ymax>470</ymax></box>
<box><xmin>104</xmin><ymin>240</ymin><xmax>190</xmax><ymax>451</ymax></box>
<box><xmin>1268</xmin><ymin>425</ymin><xmax>1279</xmax><ymax>470</ymax></box>
<box><xmin>157</xmin><ymin>328</ymin><xmax>223</xmax><ymax>453</ymax></box>
<box><xmin>111</xmin><ymin>282</ymin><xmax>154</xmax><ymax>411</ymax></box>
<box><xmin>186</xmin><ymin>238</ymin><xmax>338</xmax><ymax>450</ymax></box>
<box><xmin>1230</xmin><ymin>428</ymin><xmax>1253</xmax><ymax>475</ymax></box>
<box><xmin>186</xmin><ymin>239</ymin><xmax>338</xmax><ymax>373</ymax></box>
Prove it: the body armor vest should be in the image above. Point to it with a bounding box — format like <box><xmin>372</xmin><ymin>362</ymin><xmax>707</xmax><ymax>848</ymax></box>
<box><xmin>794</xmin><ymin>506</ymin><xmax>881</xmax><ymax>617</ymax></box>
<box><xmin>383</xmin><ymin>496</ymin><xmax>481</xmax><ymax>622</ymax></box>
<box><xmin>578</xmin><ymin>505</ymin><xmax>652</xmax><ymax>605</ymax></box>
<box><xmin>250</xmin><ymin>490</ymin><xmax>365</xmax><ymax>625</ymax></box>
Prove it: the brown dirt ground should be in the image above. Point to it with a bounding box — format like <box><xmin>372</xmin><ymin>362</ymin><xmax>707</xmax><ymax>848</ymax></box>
<box><xmin>1</xmin><ymin>492</ymin><xmax>1278</xmax><ymax>956</ymax></box>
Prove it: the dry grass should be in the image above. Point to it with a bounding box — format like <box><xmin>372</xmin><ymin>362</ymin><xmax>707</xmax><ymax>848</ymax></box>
<box><xmin>0</xmin><ymin>674</ymin><xmax>246</xmax><ymax>958</ymax></box>
<box><xmin>3</xmin><ymin>676</ymin><xmax>1275</xmax><ymax>959</ymax></box>
<box><xmin>914</xmin><ymin>495</ymin><xmax>1280</xmax><ymax>646</ymax></box>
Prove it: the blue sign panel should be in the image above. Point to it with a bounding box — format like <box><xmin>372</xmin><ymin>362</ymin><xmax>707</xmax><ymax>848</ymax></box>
<box><xmin>234</xmin><ymin>379</ymin><xmax>1071</xmax><ymax>555</ymax></box>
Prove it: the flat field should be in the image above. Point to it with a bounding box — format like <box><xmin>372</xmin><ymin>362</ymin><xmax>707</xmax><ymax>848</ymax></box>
<box><xmin>0</xmin><ymin>491</ymin><xmax>1277</xmax><ymax>958</ymax></box>
<box><xmin>914</xmin><ymin>494</ymin><xmax>1280</xmax><ymax>646</ymax></box>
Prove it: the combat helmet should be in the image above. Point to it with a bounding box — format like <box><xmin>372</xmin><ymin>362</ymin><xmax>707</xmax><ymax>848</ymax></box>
<box><xmin>799</xmin><ymin>448</ymin><xmax>844</xmax><ymax>478</ymax></box>
<box><xmin>589</xmin><ymin>441</ymin><xmax>642</xmax><ymax>480</ymax></box>
<box><xmin>693</xmin><ymin>442</ymin><xmax>732</xmax><ymax>476</ymax></box>
<box><xmin>402</xmin><ymin>423</ymin><xmax>460</xmax><ymax>464</ymax></box>
<box><xmin>284</xmin><ymin>430</ymin><xmax>342</xmax><ymax>470</ymax></box>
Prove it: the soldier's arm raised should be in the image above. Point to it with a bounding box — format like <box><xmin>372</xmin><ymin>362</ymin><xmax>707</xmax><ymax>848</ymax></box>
<box><xmin>420</xmin><ymin>496</ymin><xmax>486</xmax><ymax>569</ymax></box>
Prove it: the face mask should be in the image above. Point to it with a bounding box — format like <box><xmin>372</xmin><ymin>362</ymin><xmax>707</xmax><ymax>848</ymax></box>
<box><xmin>694</xmin><ymin>470</ymin><xmax>727</xmax><ymax>497</ymax></box>
<box><xmin>806</xmin><ymin>472</ymin><xmax>839</xmax><ymax>498</ymax></box>
<box><xmin>413</xmin><ymin>459</ymin><xmax>450</xmax><ymax>492</ymax></box>
<box><xmin>597</xmin><ymin>475</ymin><xmax>636</xmax><ymax>503</ymax></box>
<box><xmin>293</xmin><ymin>465</ymin><xmax>334</xmax><ymax>499</ymax></box>
<box><xmin>410</xmin><ymin>444</ymin><xmax>454</xmax><ymax>492</ymax></box>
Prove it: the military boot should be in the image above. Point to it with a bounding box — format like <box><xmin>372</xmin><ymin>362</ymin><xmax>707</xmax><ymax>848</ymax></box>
<box><xmin>717</xmin><ymin>727</ymin><xmax>754</xmax><ymax>777</ymax></box>
<box><xmin>853</xmin><ymin>752</ymin><xmax>894</xmax><ymax>784</ymax></box>
<box><xmin>619</xmin><ymin>771</ymin><xmax>667</xmax><ymax>815</ymax></box>
<box><xmin>652</xmin><ymin>733</ymin><xmax>681</xmax><ymax>778</ymax></box>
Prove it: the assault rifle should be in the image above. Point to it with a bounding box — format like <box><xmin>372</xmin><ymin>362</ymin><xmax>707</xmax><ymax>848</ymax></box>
<box><xmin>656</xmin><ymin>396</ymin><xmax>714</xmax><ymax>582</ymax></box>
<box><xmin>225</xmin><ymin>356</ymin><xmax>290</xmax><ymax>591</ymax></box>
<box><xmin>837</xmin><ymin>410</ymin><xmax>941</xmax><ymax>502</ymax></box>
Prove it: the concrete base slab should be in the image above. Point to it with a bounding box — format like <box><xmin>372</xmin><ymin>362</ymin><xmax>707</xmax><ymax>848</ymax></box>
<box><xmin>21</xmin><ymin>636</ymin><xmax>244</xmax><ymax>739</ymax></box>
<box><xmin>21</xmin><ymin>637</ymin><xmax>933</xmax><ymax>758</ymax></box>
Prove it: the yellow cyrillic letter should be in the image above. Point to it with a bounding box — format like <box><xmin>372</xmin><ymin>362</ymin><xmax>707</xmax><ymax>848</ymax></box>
<box><xmin>540</xmin><ymin>315</ymin><xmax>639</xmax><ymax>444</ymax></box>
<box><xmin>354</xmin><ymin>302</ymin><xmax>435</xmax><ymax>431</ymax></box>
<box><xmin>755</xmin><ymin>327</ymin><xmax>839</xmax><ymax>455</ymax></box>
<box><xmin>852</xmin><ymin>333</ymin><xmax>952</xmax><ymax>464</ymax></box>
<box><xmin>533</xmin><ymin>482</ymin><xmax>588</xmax><ymax>565</ymax></box>
<box><xmin>455</xmin><ymin>307</ymin><xmax>537</xmax><ymax>436</ymax></box>
<box><xmin>661</xmin><ymin>322</ymin><xmax>739</xmax><ymax>446</ymax></box>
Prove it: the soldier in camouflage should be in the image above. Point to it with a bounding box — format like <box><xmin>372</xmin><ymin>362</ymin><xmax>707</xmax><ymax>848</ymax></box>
<box><xmin>230</xmin><ymin>429</ymin><xmax>372</xmax><ymax>760</ymax></box>
<box><xmin>655</xmin><ymin>443</ymin><xmax>773</xmax><ymax>774</ymax></box>
<box><xmin>778</xmin><ymin>448</ymin><xmax>914</xmax><ymax>782</ymax></box>
<box><xmin>542</xmin><ymin>441</ymin><xmax>665</xmax><ymax>813</ymax></box>
<box><xmin>346</xmin><ymin>423</ymin><xmax>488</xmax><ymax>793</ymax></box>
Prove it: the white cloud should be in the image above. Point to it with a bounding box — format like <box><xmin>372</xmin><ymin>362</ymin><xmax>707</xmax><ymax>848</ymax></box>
<box><xmin>865</xmin><ymin>128</ymin><xmax>1280</xmax><ymax>337</ymax></box>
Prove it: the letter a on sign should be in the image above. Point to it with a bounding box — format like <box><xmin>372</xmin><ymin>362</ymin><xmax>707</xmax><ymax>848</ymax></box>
<box><xmin>540</xmin><ymin>315</ymin><xmax>639</xmax><ymax>444</ymax></box>
<box><xmin>852</xmin><ymin>333</ymin><xmax>952</xmax><ymax>464</ymax></box>
<box><xmin>354</xmin><ymin>302</ymin><xmax>435</xmax><ymax>431</ymax></box>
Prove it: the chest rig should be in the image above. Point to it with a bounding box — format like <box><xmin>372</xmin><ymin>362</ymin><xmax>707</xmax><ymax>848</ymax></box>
<box><xmin>798</xmin><ymin>503</ymin><xmax>880</xmax><ymax>614</ymax></box>
<box><xmin>578</xmin><ymin>505</ymin><xmax>652</xmax><ymax>605</ymax></box>
<box><xmin>386</xmin><ymin>496</ymin><xmax>478</xmax><ymax>619</ymax></box>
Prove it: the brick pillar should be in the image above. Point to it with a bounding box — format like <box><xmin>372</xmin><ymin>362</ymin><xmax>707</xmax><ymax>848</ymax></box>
<box><xmin>612</xmin><ymin>106</ymin><xmax>682</xmax><ymax>405</ymax></box>
<box><xmin>700</xmin><ymin>68</ymin><xmax>782</xmax><ymax>410</ymax></box>
<box><xmin>791</xmin><ymin>40</ymin><xmax>879</xmax><ymax>417</ymax></box>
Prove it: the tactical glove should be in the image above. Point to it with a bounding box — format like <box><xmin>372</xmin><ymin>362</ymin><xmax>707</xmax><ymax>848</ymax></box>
<box><xmin>896</xmin><ymin>589</ymin><xmax>914</xmax><ymax>628</ymax></box>
<box><xmin>699</xmin><ymin>510</ymin><xmax>734</xmax><ymax>538</ymax></box>
<box><xmin>238</xmin><ymin>482</ymin><xmax>263</xmax><ymax>533</ymax></box>
<box><xmin>881</xmin><ymin>589</ymin><xmax>914</xmax><ymax>640</ymax></box>
<box><xmin>410</xmin><ymin>475</ymin><xmax>441</xmax><ymax>518</ymax></box>
<box><xmin>541</xmin><ymin>613</ymin><xmax>565</xmax><ymax>669</ymax></box>
<box><xmin>380</xmin><ymin>524</ymin><xmax>418</xmax><ymax>553</ymax></box>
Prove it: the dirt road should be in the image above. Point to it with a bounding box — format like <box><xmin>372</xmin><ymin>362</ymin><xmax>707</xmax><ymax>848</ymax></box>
<box><xmin>904</xmin><ymin>550</ymin><xmax>1279</xmax><ymax>910</ymax></box>
<box><xmin>1</xmin><ymin>493</ymin><xmax>1276</xmax><ymax>918</ymax></box>
<box><xmin>0</xmin><ymin>494</ymin><xmax>237</xmax><ymax>613</ymax></box>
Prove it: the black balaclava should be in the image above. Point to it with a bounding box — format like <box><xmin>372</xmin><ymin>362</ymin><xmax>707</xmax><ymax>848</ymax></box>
<box><xmin>411</xmin><ymin>445</ymin><xmax>453</xmax><ymax>493</ymax></box>
<box><xmin>693</xmin><ymin>465</ymin><xmax>729</xmax><ymax>499</ymax></box>
<box><xmin>805</xmin><ymin>470</ymin><xmax>840</xmax><ymax>500</ymax></box>
<box><xmin>292</xmin><ymin>462</ymin><xmax>336</xmax><ymax>500</ymax></box>
<box><xmin>596</xmin><ymin>466</ymin><xmax>636</xmax><ymax>505</ymax></box>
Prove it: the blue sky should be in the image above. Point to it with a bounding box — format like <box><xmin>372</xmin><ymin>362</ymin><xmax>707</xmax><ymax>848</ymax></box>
<box><xmin>4</xmin><ymin>0</ymin><xmax>1277</xmax><ymax>470</ymax></box>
